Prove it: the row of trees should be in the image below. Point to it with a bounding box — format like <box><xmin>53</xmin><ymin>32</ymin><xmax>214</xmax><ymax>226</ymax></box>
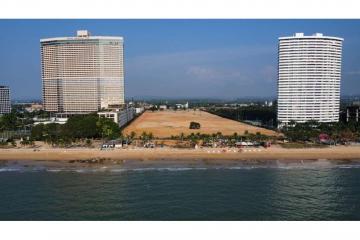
<box><xmin>207</xmin><ymin>105</ymin><xmax>277</xmax><ymax>128</ymax></box>
<box><xmin>281</xmin><ymin>120</ymin><xmax>360</xmax><ymax>143</ymax></box>
<box><xmin>0</xmin><ymin>112</ymin><xmax>31</xmax><ymax>132</ymax></box>
<box><xmin>125</xmin><ymin>130</ymin><xmax>272</xmax><ymax>147</ymax></box>
<box><xmin>31</xmin><ymin>114</ymin><xmax>121</xmax><ymax>146</ymax></box>
<box><xmin>0</xmin><ymin>109</ymin><xmax>50</xmax><ymax>132</ymax></box>
<box><xmin>170</xmin><ymin>131</ymin><xmax>272</xmax><ymax>145</ymax></box>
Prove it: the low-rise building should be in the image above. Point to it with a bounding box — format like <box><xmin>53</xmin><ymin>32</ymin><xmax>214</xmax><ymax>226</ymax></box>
<box><xmin>135</xmin><ymin>107</ymin><xmax>144</xmax><ymax>114</ymax></box>
<box><xmin>98</xmin><ymin>107</ymin><xmax>135</xmax><ymax>128</ymax></box>
<box><xmin>33</xmin><ymin>116</ymin><xmax>68</xmax><ymax>125</ymax></box>
<box><xmin>264</xmin><ymin>101</ymin><xmax>273</xmax><ymax>107</ymax></box>
<box><xmin>25</xmin><ymin>103</ymin><xmax>43</xmax><ymax>113</ymax></box>
<box><xmin>175</xmin><ymin>102</ymin><xmax>189</xmax><ymax>109</ymax></box>
<box><xmin>159</xmin><ymin>105</ymin><xmax>167</xmax><ymax>110</ymax></box>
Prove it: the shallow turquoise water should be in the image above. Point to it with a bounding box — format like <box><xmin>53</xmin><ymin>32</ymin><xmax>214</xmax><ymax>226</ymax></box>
<box><xmin>0</xmin><ymin>165</ymin><xmax>360</xmax><ymax>220</ymax></box>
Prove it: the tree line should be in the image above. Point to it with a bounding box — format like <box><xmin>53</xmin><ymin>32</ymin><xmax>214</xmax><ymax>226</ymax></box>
<box><xmin>281</xmin><ymin>120</ymin><xmax>360</xmax><ymax>143</ymax></box>
<box><xmin>30</xmin><ymin>114</ymin><xmax>121</xmax><ymax>146</ymax></box>
<box><xmin>207</xmin><ymin>105</ymin><xmax>277</xmax><ymax>128</ymax></box>
<box><xmin>0</xmin><ymin>109</ymin><xmax>50</xmax><ymax>132</ymax></box>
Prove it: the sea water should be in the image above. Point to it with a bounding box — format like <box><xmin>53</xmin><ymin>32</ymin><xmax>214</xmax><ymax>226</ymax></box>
<box><xmin>0</xmin><ymin>161</ymin><xmax>360</xmax><ymax>220</ymax></box>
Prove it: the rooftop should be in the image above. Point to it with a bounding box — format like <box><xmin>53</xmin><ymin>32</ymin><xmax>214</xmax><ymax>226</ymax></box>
<box><xmin>279</xmin><ymin>32</ymin><xmax>343</xmax><ymax>41</ymax></box>
<box><xmin>40</xmin><ymin>30</ymin><xmax>123</xmax><ymax>42</ymax></box>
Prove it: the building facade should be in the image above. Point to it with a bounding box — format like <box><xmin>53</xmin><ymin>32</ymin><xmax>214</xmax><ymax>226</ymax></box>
<box><xmin>0</xmin><ymin>86</ymin><xmax>11</xmax><ymax>114</ymax></box>
<box><xmin>277</xmin><ymin>33</ymin><xmax>343</xmax><ymax>127</ymax></box>
<box><xmin>97</xmin><ymin>107</ymin><xmax>136</xmax><ymax>128</ymax></box>
<box><xmin>345</xmin><ymin>106</ymin><xmax>360</xmax><ymax>122</ymax></box>
<box><xmin>41</xmin><ymin>30</ymin><xmax>124</xmax><ymax>113</ymax></box>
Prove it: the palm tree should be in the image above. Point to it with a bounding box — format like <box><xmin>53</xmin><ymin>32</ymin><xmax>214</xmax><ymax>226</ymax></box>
<box><xmin>189</xmin><ymin>137</ymin><xmax>198</xmax><ymax>147</ymax></box>
<box><xmin>141</xmin><ymin>131</ymin><xmax>148</xmax><ymax>141</ymax></box>
<box><xmin>130</xmin><ymin>131</ymin><xmax>136</xmax><ymax>140</ymax></box>
<box><xmin>148</xmin><ymin>132</ymin><xmax>154</xmax><ymax>140</ymax></box>
<box><xmin>232</xmin><ymin>132</ymin><xmax>238</xmax><ymax>141</ymax></box>
<box><xmin>180</xmin><ymin>132</ymin><xmax>185</xmax><ymax>141</ymax></box>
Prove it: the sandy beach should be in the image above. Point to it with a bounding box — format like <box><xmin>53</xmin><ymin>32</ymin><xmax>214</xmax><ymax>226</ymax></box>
<box><xmin>1</xmin><ymin>145</ymin><xmax>360</xmax><ymax>162</ymax></box>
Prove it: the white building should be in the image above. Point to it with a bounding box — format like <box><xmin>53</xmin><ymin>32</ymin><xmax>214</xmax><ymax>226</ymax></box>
<box><xmin>33</xmin><ymin>116</ymin><xmax>68</xmax><ymax>125</ymax></box>
<box><xmin>135</xmin><ymin>107</ymin><xmax>144</xmax><ymax>114</ymax></box>
<box><xmin>0</xmin><ymin>86</ymin><xmax>11</xmax><ymax>114</ymax></box>
<box><xmin>41</xmin><ymin>30</ymin><xmax>124</xmax><ymax>113</ymax></box>
<box><xmin>175</xmin><ymin>102</ymin><xmax>189</xmax><ymax>109</ymax></box>
<box><xmin>98</xmin><ymin>107</ymin><xmax>135</xmax><ymax>128</ymax></box>
<box><xmin>277</xmin><ymin>33</ymin><xmax>343</xmax><ymax>127</ymax></box>
<box><xmin>159</xmin><ymin>105</ymin><xmax>167</xmax><ymax>110</ymax></box>
<box><xmin>25</xmin><ymin>103</ymin><xmax>43</xmax><ymax>113</ymax></box>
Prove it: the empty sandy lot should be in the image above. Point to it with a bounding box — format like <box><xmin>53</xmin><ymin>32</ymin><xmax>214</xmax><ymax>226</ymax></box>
<box><xmin>123</xmin><ymin>110</ymin><xmax>278</xmax><ymax>138</ymax></box>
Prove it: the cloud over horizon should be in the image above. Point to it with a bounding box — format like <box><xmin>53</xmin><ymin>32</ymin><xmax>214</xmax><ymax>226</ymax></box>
<box><xmin>126</xmin><ymin>45</ymin><xmax>278</xmax><ymax>99</ymax></box>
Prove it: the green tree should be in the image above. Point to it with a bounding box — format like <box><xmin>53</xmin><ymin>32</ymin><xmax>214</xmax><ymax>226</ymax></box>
<box><xmin>130</xmin><ymin>131</ymin><xmax>136</xmax><ymax>140</ymax></box>
<box><xmin>0</xmin><ymin>113</ymin><xmax>18</xmax><ymax>131</ymax></box>
<box><xmin>232</xmin><ymin>132</ymin><xmax>238</xmax><ymax>141</ymax></box>
<box><xmin>97</xmin><ymin>117</ymin><xmax>121</xmax><ymax>139</ymax></box>
<box><xmin>180</xmin><ymin>132</ymin><xmax>185</xmax><ymax>141</ymax></box>
<box><xmin>141</xmin><ymin>131</ymin><xmax>148</xmax><ymax>141</ymax></box>
<box><xmin>65</xmin><ymin>114</ymin><xmax>98</xmax><ymax>139</ymax></box>
<box><xmin>10</xmin><ymin>139</ymin><xmax>16</xmax><ymax>147</ymax></box>
<box><xmin>31</xmin><ymin>124</ymin><xmax>45</xmax><ymax>141</ymax></box>
<box><xmin>148</xmin><ymin>132</ymin><xmax>154</xmax><ymax>140</ymax></box>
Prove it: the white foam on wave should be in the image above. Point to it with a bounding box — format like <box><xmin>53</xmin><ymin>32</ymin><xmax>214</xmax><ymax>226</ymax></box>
<box><xmin>0</xmin><ymin>168</ymin><xmax>23</xmax><ymax>172</ymax></box>
<box><xmin>129</xmin><ymin>167</ymin><xmax>208</xmax><ymax>172</ymax></box>
<box><xmin>2</xmin><ymin>161</ymin><xmax>360</xmax><ymax>173</ymax></box>
<box><xmin>338</xmin><ymin>165</ymin><xmax>360</xmax><ymax>169</ymax></box>
<box><xmin>46</xmin><ymin>169</ymin><xmax>64</xmax><ymax>173</ymax></box>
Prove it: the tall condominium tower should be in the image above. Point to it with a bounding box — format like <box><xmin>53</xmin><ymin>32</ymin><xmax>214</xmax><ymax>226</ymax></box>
<box><xmin>41</xmin><ymin>30</ymin><xmax>124</xmax><ymax>113</ymax></box>
<box><xmin>277</xmin><ymin>33</ymin><xmax>343</xmax><ymax>127</ymax></box>
<box><xmin>0</xmin><ymin>85</ymin><xmax>11</xmax><ymax>114</ymax></box>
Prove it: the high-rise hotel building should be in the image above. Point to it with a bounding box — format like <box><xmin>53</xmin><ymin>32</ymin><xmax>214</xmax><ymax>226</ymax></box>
<box><xmin>41</xmin><ymin>30</ymin><xmax>124</xmax><ymax>113</ymax></box>
<box><xmin>277</xmin><ymin>33</ymin><xmax>343</xmax><ymax>127</ymax></box>
<box><xmin>0</xmin><ymin>85</ymin><xmax>11</xmax><ymax>114</ymax></box>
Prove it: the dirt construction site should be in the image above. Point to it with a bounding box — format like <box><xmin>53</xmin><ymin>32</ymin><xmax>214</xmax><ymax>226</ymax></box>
<box><xmin>123</xmin><ymin>110</ymin><xmax>278</xmax><ymax>138</ymax></box>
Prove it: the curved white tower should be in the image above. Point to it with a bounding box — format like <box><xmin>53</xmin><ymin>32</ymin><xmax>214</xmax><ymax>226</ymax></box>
<box><xmin>277</xmin><ymin>33</ymin><xmax>343</xmax><ymax>127</ymax></box>
<box><xmin>41</xmin><ymin>30</ymin><xmax>124</xmax><ymax>113</ymax></box>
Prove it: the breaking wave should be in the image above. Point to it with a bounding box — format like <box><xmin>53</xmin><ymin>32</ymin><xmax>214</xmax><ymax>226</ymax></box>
<box><xmin>1</xmin><ymin>161</ymin><xmax>360</xmax><ymax>173</ymax></box>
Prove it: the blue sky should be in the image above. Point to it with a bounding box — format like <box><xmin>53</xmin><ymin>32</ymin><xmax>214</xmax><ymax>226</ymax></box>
<box><xmin>1</xmin><ymin>19</ymin><xmax>360</xmax><ymax>100</ymax></box>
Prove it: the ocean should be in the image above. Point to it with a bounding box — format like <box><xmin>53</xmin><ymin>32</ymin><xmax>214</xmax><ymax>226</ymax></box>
<box><xmin>1</xmin><ymin>161</ymin><xmax>360</xmax><ymax>220</ymax></box>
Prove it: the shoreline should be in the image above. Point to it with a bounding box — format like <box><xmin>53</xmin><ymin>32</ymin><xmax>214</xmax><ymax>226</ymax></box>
<box><xmin>1</xmin><ymin>145</ymin><xmax>360</xmax><ymax>162</ymax></box>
